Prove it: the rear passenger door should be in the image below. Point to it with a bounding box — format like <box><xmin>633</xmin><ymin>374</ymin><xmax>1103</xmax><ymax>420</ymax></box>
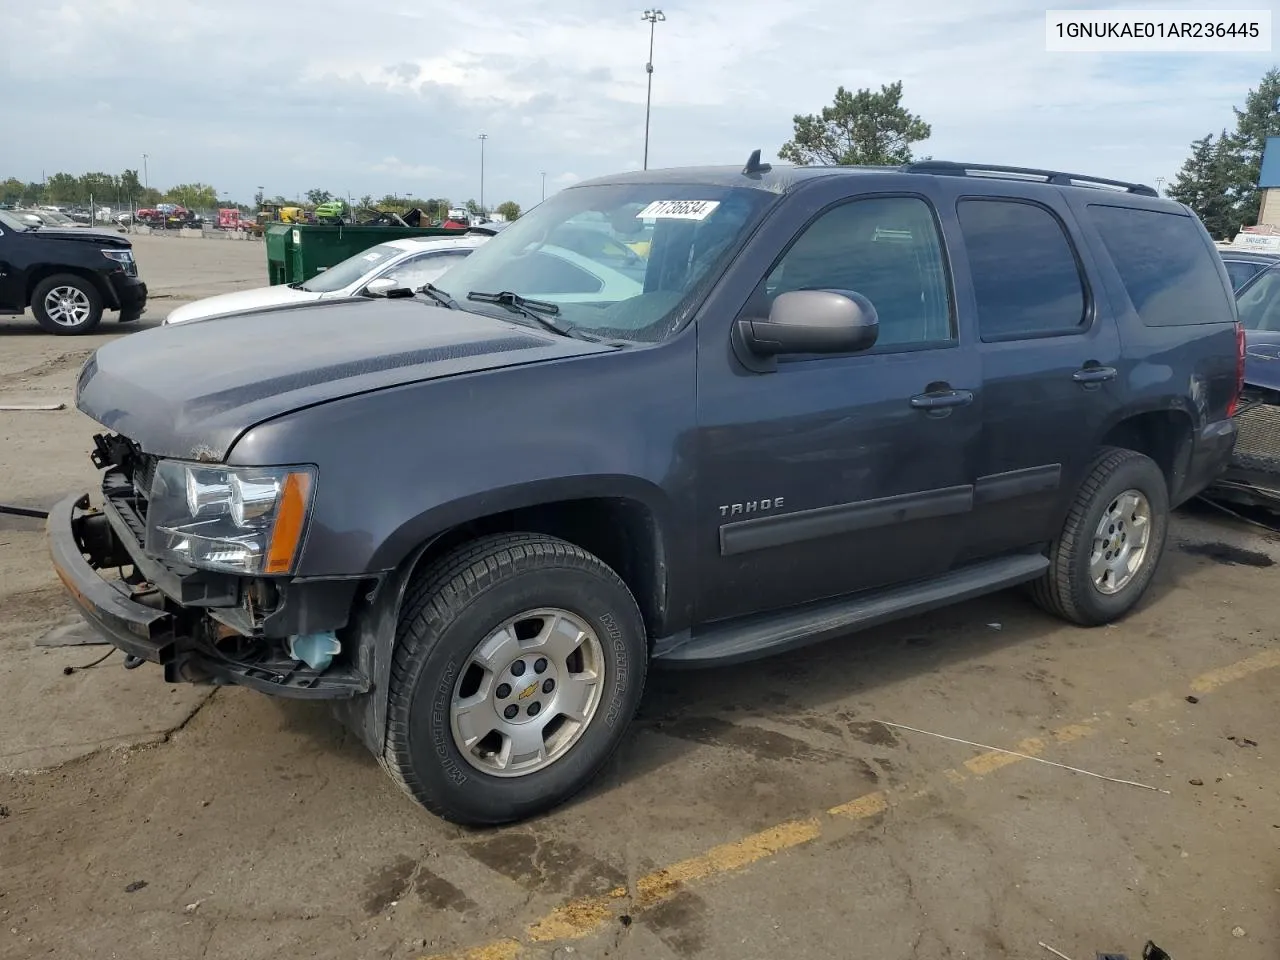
<box><xmin>944</xmin><ymin>190</ymin><xmax>1123</xmax><ymax>561</ymax></box>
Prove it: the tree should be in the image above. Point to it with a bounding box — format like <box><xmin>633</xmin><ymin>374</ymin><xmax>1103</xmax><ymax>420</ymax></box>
<box><xmin>45</xmin><ymin>172</ymin><xmax>82</xmax><ymax>203</ymax></box>
<box><xmin>1167</xmin><ymin>67</ymin><xmax>1280</xmax><ymax>238</ymax></box>
<box><xmin>164</xmin><ymin>183</ymin><xmax>217</xmax><ymax>210</ymax></box>
<box><xmin>120</xmin><ymin>169</ymin><xmax>142</xmax><ymax>202</ymax></box>
<box><xmin>306</xmin><ymin>188</ymin><xmax>333</xmax><ymax>205</ymax></box>
<box><xmin>1224</xmin><ymin>67</ymin><xmax>1280</xmax><ymax>227</ymax></box>
<box><xmin>0</xmin><ymin>178</ymin><xmax>25</xmax><ymax>205</ymax></box>
<box><xmin>1167</xmin><ymin>131</ymin><xmax>1238</xmax><ymax>239</ymax></box>
<box><xmin>496</xmin><ymin>200</ymin><xmax>521</xmax><ymax>221</ymax></box>
<box><xmin>357</xmin><ymin>194</ymin><xmax>374</xmax><ymax>211</ymax></box>
<box><xmin>779</xmin><ymin>81</ymin><xmax>931</xmax><ymax>167</ymax></box>
<box><xmin>465</xmin><ymin>198</ymin><xmax>481</xmax><ymax>216</ymax></box>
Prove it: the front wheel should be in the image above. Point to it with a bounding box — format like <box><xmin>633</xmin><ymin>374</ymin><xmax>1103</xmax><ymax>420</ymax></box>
<box><xmin>31</xmin><ymin>274</ymin><xmax>103</xmax><ymax>335</ymax></box>
<box><xmin>1031</xmin><ymin>447</ymin><xmax>1170</xmax><ymax>626</ymax></box>
<box><xmin>382</xmin><ymin>533</ymin><xmax>648</xmax><ymax>825</ymax></box>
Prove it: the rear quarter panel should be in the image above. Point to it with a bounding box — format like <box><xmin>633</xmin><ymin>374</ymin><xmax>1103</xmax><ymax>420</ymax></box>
<box><xmin>1064</xmin><ymin>193</ymin><xmax>1240</xmax><ymax>427</ymax></box>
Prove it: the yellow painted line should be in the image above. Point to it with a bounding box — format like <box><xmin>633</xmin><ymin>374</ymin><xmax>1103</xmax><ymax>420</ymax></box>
<box><xmin>1189</xmin><ymin>648</ymin><xmax>1280</xmax><ymax>694</ymax></box>
<box><xmin>964</xmin><ymin>736</ymin><xmax>1045</xmax><ymax>775</ymax></box>
<box><xmin>419</xmin><ymin>647</ymin><xmax>1280</xmax><ymax>960</ymax></box>
<box><xmin>633</xmin><ymin>816</ymin><xmax>823</xmax><ymax>908</ymax></box>
<box><xmin>827</xmin><ymin>790</ymin><xmax>889</xmax><ymax>820</ymax></box>
<box><xmin>526</xmin><ymin>891</ymin><xmax>622</xmax><ymax>943</ymax></box>
<box><xmin>422</xmin><ymin>939</ymin><xmax>521</xmax><ymax>960</ymax></box>
<box><xmin>1127</xmin><ymin>691</ymin><xmax>1178</xmax><ymax>714</ymax></box>
<box><xmin>1053</xmin><ymin>721</ymin><xmax>1100</xmax><ymax>744</ymax></box>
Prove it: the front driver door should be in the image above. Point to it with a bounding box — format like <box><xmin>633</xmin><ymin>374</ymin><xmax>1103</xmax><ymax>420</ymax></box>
<box><xmin>695</xmin><ymin>184</ymin><xmax>983</xmax><ymax>623</ymax></box>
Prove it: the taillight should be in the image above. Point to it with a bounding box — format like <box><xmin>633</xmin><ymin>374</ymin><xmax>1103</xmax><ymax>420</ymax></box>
<box><xmin>1227</xmin><ymin>321</ymin><xmax>1245</xmax><ymax>418</ymax></box>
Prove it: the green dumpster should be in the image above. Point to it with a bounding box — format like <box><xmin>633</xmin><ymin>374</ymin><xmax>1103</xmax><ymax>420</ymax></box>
<box><xmin>265</xmin><ymin>223</ymin><xmax>469</xmax><ymax>286</ymax></box>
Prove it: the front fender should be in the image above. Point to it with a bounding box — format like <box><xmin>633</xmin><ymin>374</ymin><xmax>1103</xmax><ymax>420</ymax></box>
<box><xmin>365</xmin><ymin>474</ymin><xmax>677</xmax><ymax>572</ymax></box>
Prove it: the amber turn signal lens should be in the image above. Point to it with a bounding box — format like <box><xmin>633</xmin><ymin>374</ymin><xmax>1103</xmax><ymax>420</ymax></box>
<box><xmin>264</xmin><ymin>471</ymin><xmax>313</xmax><ymax>574</ymax></box>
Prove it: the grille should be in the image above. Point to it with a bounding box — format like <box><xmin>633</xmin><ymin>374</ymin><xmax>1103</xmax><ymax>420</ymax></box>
<box><xmin>1232</xmin><ymin>400</ymin><xmax>1280</xmax><ymax>475</ymax></box>
<box><xmin>131</xmin><ymin>453</ymin><xmax>157</xmax><ymax>502</ymax></box>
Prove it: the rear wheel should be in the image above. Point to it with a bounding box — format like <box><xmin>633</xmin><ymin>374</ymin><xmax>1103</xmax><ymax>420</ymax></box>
<box><xmin>1031</xmin><ymin>447</ymin><xmax>1169</xmax><ymax>626</ymax></box>
<box><xmin>31</xmin><ymin>274</ymin><xmax>103</xmax><ymax>335</ymax></box>
<box><xmin>382</xmin><ymin>533</ymin><xmax>648</xmax><ymax>825</ymax></box>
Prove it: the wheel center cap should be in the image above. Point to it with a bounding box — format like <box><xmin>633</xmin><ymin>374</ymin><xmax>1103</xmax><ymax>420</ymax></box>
<box><xmin>494</xmin><ymin>655</ymin><xmax>560</xmax><ymax>726</ymax></box>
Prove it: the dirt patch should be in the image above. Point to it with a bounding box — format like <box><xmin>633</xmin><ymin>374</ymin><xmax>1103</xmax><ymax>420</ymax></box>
<box><xmin>1179</xmin><ymin>541</ymin><xmax>1275</xmax><ymax>567</ymax></box>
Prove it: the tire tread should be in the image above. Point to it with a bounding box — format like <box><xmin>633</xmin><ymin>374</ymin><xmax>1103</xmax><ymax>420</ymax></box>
<box><xmin>1031</xmin><ymin>446</ymin><xmax>1164</xmax><ymax>626</ymax></box>
<box><xmin>380</xmin><ymin>533</ymin><xmax>643</xmax><ymax>820</ymax></box>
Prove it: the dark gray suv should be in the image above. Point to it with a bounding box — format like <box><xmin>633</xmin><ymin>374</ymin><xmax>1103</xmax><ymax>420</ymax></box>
<box><xmin>50</xmin><ymin>156</ymin><xmax>1242</xmax><ymax>825</ymax></box>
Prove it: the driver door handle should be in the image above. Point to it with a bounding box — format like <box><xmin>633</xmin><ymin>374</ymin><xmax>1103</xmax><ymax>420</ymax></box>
<box><xmin>1072</xmin><ymin>365</ymin><xmax>1117</xmax><ymax>384</ymax></box>
<box><xmin>910</xmin><ymin>388</ymin><xmax>974</xmax><ymax>410</ymax></box>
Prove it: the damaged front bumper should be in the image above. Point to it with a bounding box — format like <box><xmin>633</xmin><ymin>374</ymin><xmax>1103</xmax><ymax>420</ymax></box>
<box><xmin>47</xmin><ymin>489</ymin><xmax>373</xmax><ymax>699</ymax></box>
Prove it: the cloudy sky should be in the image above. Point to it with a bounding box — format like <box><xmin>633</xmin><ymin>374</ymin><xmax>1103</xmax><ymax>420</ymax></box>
<box><xmin>1</xmin><ymin>0</ymin><xmax>1274</xmax><ymax>208</ymax></box>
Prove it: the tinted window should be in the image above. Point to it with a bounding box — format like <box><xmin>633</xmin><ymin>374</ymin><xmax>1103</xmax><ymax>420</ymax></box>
<box><xmin>957</xmin><ymin>199</ymin><xmax>1086</xmax><ymax>340</ymax></box>
<box><xmin>1237</xmin><ymin>265</ymin><xmax>1280</xmax><ymax>332</ymax></box>
<box><xmin>1223</xmin><ymin>258</ymin><xmax>1266</xmax><ymax>291</ymax></box>
<box><xmin>763</xmin><ymin>196</ymin><xmax>952</xmax><ymax>347</ymax></box>
<box><xmin>384</xmin><ymin>251</ymin><xmax>471</xmax><ymax>289</ymax></box>
<box><xmin>1087</xmin><ymin>204</ymin><xmax>1234</xmax><ymax>326</ymax></box>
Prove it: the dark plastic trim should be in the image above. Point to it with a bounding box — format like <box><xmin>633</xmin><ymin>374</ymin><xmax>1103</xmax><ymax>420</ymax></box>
<box><xmin>719</xmin><ymin>484</ymin><xmax>974</xmax><ymax>557</ymax></box>
<box><xmin>656</xmin><ymin>553</ymin><xmax>1050</xmax><ymax>666</ymax></box>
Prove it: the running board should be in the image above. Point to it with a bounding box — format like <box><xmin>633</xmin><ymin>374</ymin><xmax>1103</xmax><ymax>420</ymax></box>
<box><xmin>654</xmin><ymin>553</ymin><xmax>1049</xmax><ymax>667</ymax></box>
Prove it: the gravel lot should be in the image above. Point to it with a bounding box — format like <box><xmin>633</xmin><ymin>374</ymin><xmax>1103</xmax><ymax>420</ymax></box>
<box><xmin>1</xmin><ymin>234</ymin><xmax>1278</xmax><ymax>960</ymax></box>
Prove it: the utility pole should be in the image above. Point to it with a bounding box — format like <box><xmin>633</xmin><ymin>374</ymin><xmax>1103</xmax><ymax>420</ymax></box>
<box><xmin>142</xmin><ymin>154</ymin><xmax>149</xmax><ymax>195</ymax></box>
<box><xmin>1154</xmin><ymin>176</ymin><xmax>1166</xmax><ymax>195</ymax></box>
<box><xmin>641</xmin><ymin>9</ymin><xmax>665</xmax><ymax>170</ymax></box>
<box><xmin>478</xmin><ymin>133</ymin><xmax>488</xmax><ymax>216</ymax></box>
<box><xmin>541</xmin><ymin>171</ymin><xmax>546</xmax><ymax>201</ymax></box>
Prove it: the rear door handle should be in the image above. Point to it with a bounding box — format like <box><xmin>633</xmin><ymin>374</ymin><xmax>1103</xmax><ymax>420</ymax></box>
<box><xmin>910</xmin><ymin>389</ymin><xmax>974</xmax><ymax>410</ymax></box>
<box><xmin>1072</xmin><ymin>365</ymin><xmax>1117</xmax><ymax>384</ymax></box>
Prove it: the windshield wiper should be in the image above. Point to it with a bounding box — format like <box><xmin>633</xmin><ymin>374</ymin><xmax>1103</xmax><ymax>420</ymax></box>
<box><xmin>466</xmin><ymin>290</ymin><xmax>573</xmax><ymax>337</ymax></box>
<box><xmin>418</xmin><ymin>282</ymin><xmax>459</xmax><ymax>309</ymax></box>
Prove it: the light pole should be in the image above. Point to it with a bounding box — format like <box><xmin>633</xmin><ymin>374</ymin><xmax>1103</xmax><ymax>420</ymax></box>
<box><xmin>541</xmin><ymin>171</ymin><xmax>546</xmax><ymax>201</ymax></box>
<box><xmin>478</xmin><ymin>133</ymin><xmax>488</xmax><ymax>217</ymax></box>
<box><xmin>641</xmin><ymin>9</ymin><xmax>665</xmax><ymax>170</ymax></box>
<box><xmin>141</xmin><ymin>153</ymin><xmax>149</xmax><ymax>194</ymax></box>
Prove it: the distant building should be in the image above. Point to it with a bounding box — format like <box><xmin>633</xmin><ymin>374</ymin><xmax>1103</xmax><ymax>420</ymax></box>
<box><xmin>1260</xmin><ymin>136</ymin><xmax>1280</xmax><ymax>229</ymax></box>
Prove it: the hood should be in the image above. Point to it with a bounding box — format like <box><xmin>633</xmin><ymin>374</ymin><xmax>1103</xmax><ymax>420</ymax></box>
<box><xmin>76</xmin><ymin>297</ymin><xmax>614</xmax><ymax>461</ymax></box>
<box><xmin>164</xmin><ymin>284</ymin><xmax>323</xmax><ymax>324</ymax></box>
<box><xmin>32</xmin><ymin>227</ymin><xmax>130</xmax><ymax>247</ymax></box>
<box><xmin>1244</xmin><ymin>330</ymin><xmax>1280</xmax><ymax>394</ymax></box>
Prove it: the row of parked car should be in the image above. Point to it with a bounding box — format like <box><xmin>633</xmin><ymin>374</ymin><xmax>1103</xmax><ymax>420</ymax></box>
<box><xmin>39</xmin><ymin>156</ymin><xmax>1280</xmax><ymax>828</ymax></box>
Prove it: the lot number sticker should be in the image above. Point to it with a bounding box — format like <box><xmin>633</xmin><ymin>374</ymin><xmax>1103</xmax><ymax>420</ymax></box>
<box><xmin>636</xmin><ymin>200</ymin><xmax>720</xmax><ymax>220</ymax></box>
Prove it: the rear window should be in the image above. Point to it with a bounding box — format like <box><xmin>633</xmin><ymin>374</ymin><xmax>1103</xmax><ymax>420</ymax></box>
<box><xmin>1223</xmin><ymin>258</ymin><xmax>1268</xmax><ymax>291</ymax></box>
<box><xmin>1087</xmin><ymin>205</ymin><xmax>1234</xmax><ymax>326</ymax></box>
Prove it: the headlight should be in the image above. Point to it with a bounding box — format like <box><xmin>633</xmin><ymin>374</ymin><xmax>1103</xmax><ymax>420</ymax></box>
<box><xmin>101</xmin><ymin>249</ymin><xmax>137</xmax><ymax>276</ymax></box>
<box><xmin>144</xmin><ymin>460</ymin><xmax>316</xmax><ymax>575</ymax></box>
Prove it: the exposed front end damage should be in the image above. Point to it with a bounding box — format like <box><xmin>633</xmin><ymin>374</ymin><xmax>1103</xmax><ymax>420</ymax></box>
<box><xmin>48</xmin><ymin>433</ymin><xmax>374</xmax><ymax>699</ymax></box>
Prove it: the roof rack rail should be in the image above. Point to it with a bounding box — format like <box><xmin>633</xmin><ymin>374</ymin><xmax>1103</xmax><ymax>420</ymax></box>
<box><xmin>901</xmin><ymin>161</ymin><xmax>1159</xmax><ymax>197</ymax></box>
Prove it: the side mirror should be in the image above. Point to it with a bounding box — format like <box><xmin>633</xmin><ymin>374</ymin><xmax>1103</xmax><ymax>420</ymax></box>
<box><xmin>365</xmin><ymin>276</ymin><xmax>407</xmax><ymax>298</ymax></box>
<box><xmin>735</xmin><ymin>289</ymin><xmax>879</xmax><ymax>367</ymax></box>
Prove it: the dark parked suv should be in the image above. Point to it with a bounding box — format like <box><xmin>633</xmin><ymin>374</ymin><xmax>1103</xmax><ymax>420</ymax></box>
<box><xmin>49</xmin><ymin>156</ymin><xmax>1242</xmax><ymax>825</ymax></box>
<box><xmin>0</xmin><ymin>209</ymin><xmax>147</xmax><ymax>334</ymax></box>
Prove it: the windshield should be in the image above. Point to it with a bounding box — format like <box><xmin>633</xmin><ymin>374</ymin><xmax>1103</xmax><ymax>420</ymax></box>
<box><xmin>432</xmin><ymin>182</ymin><xmax>776</xmax><ymax>342</ymax></box>
<box><xmin>1238</xmin><ymin>264</ymin><xmax>1280</xmax><ymax>332</ymax></box>
<box><xmin>0</xmin><ymin>210</ymin><xmax>34</xmax><ymax>231</ymax></box>
<box><xmin>298</xmin><ymin>242</ymin><xmax>406</xmax><ymax>292</ymax></box>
